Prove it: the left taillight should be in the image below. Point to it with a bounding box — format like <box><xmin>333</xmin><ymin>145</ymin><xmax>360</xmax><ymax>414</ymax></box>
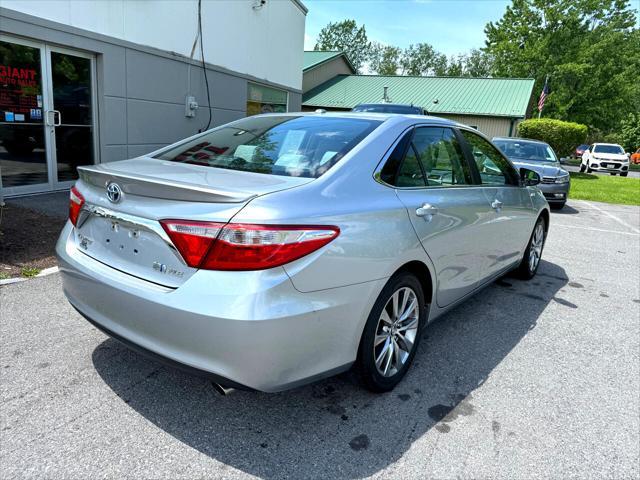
<box><xmin>160</xmin><ymin>220</ymin><xmax>340</xmax><ymax>271</ymax></box>
<box><xmin>69</xmin><ymin>185</ymin><xmax>85</xmax><ymax>226</ymax></box>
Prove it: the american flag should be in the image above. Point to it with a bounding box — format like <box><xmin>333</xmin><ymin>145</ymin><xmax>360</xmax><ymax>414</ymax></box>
<box><xmin>538</xmin><ymin>78</ymin><xmax>549</xmax><ymax>112</ymax></box>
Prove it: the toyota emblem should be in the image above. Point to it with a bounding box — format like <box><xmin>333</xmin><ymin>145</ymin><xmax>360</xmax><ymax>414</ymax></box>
<box><xmin>106</xmin><ymin>182</ymin><xmax>123</xmax><ymax>203</ymax></box>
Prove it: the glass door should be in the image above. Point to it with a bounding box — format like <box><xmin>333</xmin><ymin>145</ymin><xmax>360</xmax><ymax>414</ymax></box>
<box><xmin>0</xmin><ymin>37</ymin><xmax>50</xmax><ymax>196</ymax></box>
<box><xmin>46</xmin><ymin>46</ymin><xmax>96</xmax><ymax>188</ymax></box>
<box><xmin>0</xmin><ymin>36</ymin><xmax>97</xmax><ymax>197</ymax></box>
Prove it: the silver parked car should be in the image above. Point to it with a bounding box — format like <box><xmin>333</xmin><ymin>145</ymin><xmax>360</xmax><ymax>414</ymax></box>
<box><xmin>57</xmin><ymin>113</ymin><xmax>550</xmax><ymax>393</ymax></box>
<box><xmin>493</xmin><ymin>137</ymin><xmax>570</xmax><ymax>209</ymax></box>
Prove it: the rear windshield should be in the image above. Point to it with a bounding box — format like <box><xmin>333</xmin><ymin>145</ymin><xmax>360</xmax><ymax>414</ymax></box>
<box><xmin>154</xmin><ymin>115</ymin><xmax>381</xmax><ymax>178</ymax></box>
<box><xmin>494</xmin><ymin>140</ymin><xmax>557</xmax><ymax>162</ymax></box>
<box><xmin>593</xmin><ymin>144</ymin><xmax>624</xmax><ymax>154</ymax></box>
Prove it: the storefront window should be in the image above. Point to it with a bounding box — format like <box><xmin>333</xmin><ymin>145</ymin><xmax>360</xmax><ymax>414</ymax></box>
<box><xmin>247</xmin><ymin>82</ymin><xmax>287</xmax><ymax>116</ymax></box>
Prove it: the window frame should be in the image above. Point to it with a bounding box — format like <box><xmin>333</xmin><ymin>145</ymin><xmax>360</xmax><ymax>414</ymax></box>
<box><xmin>456</xmin><ymin>127</ymin><xmax>521</xmax><ymax>187</ymax></box>
<box><xmin>375</xmin><ymin>124</ymin><xmax>478</xmax><ymax>190</ymax></box>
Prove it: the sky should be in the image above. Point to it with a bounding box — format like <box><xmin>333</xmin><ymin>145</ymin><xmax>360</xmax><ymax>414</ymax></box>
<box><xmin>303</xmin><ymin>0</ymin><xmax>512</xmax><ymax>57</ymax></box>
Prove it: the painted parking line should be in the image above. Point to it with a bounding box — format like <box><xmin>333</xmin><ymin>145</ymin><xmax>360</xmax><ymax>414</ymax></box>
<box><xmin>552</xmin><ymin>223</ymin><xmax>640</xmax><ymax>236</ymax></box>
<box><xmin>583</xmin><ymin>201</ymin><xmax>640</xmax><ymax>234</ymax></box>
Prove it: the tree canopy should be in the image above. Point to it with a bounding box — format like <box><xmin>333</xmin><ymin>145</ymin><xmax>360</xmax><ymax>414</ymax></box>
<box><xmin>484</xmin><ymin>0</ymin><xmax>639</xmax><ymax>135</ymax></box>
<box><xmin>311</xmin><ymin>1</ymin><xmax>639</xmax><ymax>135</ymax></box>
<box><xmin>314</xmin><ymin>20</ymin><xmax>371</xmax><ymax>73</ymax></box>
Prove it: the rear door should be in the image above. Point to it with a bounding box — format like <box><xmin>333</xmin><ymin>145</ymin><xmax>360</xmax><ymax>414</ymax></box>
<box><xmin>390</xmin><ymin>126</ymin><xmax>490</xmax><ymax>307</ymax></box>
<box><xmin>458</xmin><ymin>129</ymin><xmax>535</xmax><ymax>278</ymax></box>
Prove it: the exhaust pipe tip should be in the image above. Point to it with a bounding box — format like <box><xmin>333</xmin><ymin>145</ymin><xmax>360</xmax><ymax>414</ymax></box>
<box><xmin>212</xmin><ymin>381</ymin><xmax>234</xmax><ymax>396</ymax></box>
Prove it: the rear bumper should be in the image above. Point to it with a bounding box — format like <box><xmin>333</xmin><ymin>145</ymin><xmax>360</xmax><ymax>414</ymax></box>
<box><xmin>56</xmin><ymin>222</ymin><xmax>384</xmax><ymax>392</ymax></box>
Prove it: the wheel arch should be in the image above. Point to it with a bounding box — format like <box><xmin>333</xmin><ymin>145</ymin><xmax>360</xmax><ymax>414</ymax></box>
<box><xmin>539</xmin><ymin>208</ymin><xmax>550</xmax><ymax>233</ymax></box>
<box><xmin>394</xmin><ymin>260</ymin><xmax>434</xmax><ymax>306</ymax></box>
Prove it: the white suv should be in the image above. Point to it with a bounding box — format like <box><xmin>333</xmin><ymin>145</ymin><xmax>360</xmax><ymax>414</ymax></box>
<box><xmin>581</xmin><ymin>143</ymin><xmax>630</xmax><ymax>176</ymax></box>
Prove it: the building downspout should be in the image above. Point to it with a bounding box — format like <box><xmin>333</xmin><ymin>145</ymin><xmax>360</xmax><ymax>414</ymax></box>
<box><xmin>508</xmin><ymin>117</ymin><xmax>517</xmax><ymax>137</ymax></box>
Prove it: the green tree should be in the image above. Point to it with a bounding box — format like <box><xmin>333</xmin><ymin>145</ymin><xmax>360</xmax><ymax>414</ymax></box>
<box><xmin>369</xmin><ymin>42</ymin><xmax>402</xmax><ymax>75</ymax></box>
<box><xmin>618</xmin><ymin>112</ymin><xmax>640</xmax><ymax>151</ymax></box>
<box><xmin>484</xmin><ymin>0</ymin><xmax>639</xmax><ymax>133</ymax></box>
<box><xmin>400</xmin><ymin>43</ymin><xmax>448</xmax><ymax>76</ymax></box>
<box><xmin>314</xmin><ymin>19</ymin><xmax>371</xmax><ymax>73</ymax></box>
<box><xmin>445</xmin><ymin>55</ymin><xmax>464</xmax><ymax>76</ymax></box>
<box><xmin>460</xmin><ymin>49</ymin><xmax>495</xmax><ymax>77</ymax></box>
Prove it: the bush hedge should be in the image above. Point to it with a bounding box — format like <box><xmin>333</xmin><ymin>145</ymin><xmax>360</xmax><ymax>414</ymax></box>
<box><xmin>517</xmin><ymin>118</ymin><xmax>588</xmax><ymax>157</ymax></box>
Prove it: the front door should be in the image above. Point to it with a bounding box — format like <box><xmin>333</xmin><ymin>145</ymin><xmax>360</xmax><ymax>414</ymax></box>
<box><xmin>0</xmin><ymin>36</ymin><xmax>96</xmax><ymax>197</ymax></box>
<box><xmin>458</xmin><ymin>129</ymin><xmax>535</xmax><ymax>277</ymax></box>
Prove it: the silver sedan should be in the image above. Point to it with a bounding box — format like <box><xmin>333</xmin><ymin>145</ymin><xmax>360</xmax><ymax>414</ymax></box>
<box><xmin>56</xmin><ymin>112</ymin><xmax>549</xmax><ymax>393</ymax></box>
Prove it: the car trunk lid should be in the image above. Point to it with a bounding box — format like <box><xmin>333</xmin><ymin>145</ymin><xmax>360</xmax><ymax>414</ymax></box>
<box><xmin>72</xmin><ymin>157</ymin><xmax>313</xmax><ymax>287</ymax></box>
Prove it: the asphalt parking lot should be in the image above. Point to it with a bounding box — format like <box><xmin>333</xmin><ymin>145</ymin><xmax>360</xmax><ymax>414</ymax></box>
<box><xmin>1</xmin><ymin>199</ymin><xmax>639</xmax><ymax>479</ymax></box>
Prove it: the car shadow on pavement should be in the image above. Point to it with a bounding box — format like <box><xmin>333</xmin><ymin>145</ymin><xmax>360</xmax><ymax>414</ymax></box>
<box><xmin>92</xmin><ymin>259</ymin><xmax>568</xmax><ymax>479</ymax></box>
<box><xmin>552</xmin><ymin>204</ymin><xmax>580</xmax><ymax>215</ymax></box>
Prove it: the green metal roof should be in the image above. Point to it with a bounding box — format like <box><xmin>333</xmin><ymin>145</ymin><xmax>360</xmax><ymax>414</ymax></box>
<box><xmin>302</xmin><ymin>75</ymin><xmax>535</xmax><ymax>117</ymax></box>
<box><xmin>303</xmin><ymin>51</ymin><xmax>354</xmax><ymax>72</ymax></box>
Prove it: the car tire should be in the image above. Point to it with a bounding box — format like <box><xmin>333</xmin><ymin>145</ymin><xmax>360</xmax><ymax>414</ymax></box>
<box><xmin>621</xmin><ymin>172</ymin><xmax>628</xmax><ymax>177</ymax></box>
<box><xmin>610</xmin><ymin>172</ymin><xmax>617</xmax><ymax>176</ymax></box>
<box><xmin>550</xmin><ymin>202</ymin><xmax>565</xmax><ymax>210</ymax></box>
<box><xmin>579</xmin><ymin>162</ymin><xmax>586</xmax><ymax>173</ymax></box>
<box><xmin>587</xmin><ymin>162</ymin><xmax>593</xmax><ymax>173</ymax></box>
<box><xmin>514</xmin><ymin>216</ymin><xmax>546</xmax><ymax>280</ymax></box>
<box><xmin>355</xmin><ymin>271</ymin><xmax>426</xmax><ymax>393</ymax></box>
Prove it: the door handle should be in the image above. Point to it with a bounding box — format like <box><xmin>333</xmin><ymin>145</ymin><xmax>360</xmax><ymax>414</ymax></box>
<box><xmin>46</xmin><ymin>110</ymin><xmax>62</xmax><ymax>127</ymax></box>
<box><xmin>491</xmin><ymin>199</ymin><xmax>503</xmax><ymax>211</ymax></box>
<box><xmin>416</xmin><ymin>203</ymin><xmax>438</xmax><ymax>219</ymax></box>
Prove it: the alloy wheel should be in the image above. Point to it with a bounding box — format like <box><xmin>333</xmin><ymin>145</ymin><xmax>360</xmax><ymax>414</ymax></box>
<box><xmin>373</xmin><ymin>287</ymin><xmax>420</xmax><ymax>377</ymax></box>
<box><xmin>529</xmin><ymin>222</ymin><xmax>545</xmax><ymax>272</ymax></box>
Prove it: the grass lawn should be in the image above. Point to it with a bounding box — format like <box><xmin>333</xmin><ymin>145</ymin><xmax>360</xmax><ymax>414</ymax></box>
<box><xmin>569</xmin><ymin>172</ymin><xmax>640</xmax><ymax>206</ymax></box>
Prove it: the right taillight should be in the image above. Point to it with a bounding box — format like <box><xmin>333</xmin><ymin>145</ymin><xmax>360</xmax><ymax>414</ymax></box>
<box><xmin>160</xmin><ymin>220</ymin><xmax>339</xmax><ymax>271</ymax></box>
<box><xmin>69</xmin><ymin>185</ymin><xmax>85</xmax><ymax>226</ymax></box>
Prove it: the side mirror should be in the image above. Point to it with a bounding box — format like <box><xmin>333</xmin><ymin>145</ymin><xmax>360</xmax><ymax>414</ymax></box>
<box><xmin>520</xmin><ymin>167</ymin><xmax>541</xmax><ymax>186</ymax></box>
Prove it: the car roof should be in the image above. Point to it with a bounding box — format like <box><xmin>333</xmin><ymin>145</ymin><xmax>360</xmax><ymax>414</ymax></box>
<box><xmin>592</xmin><ymin>142</ymin><xmax>623</xmax><ymax>147</ymax></box>
<box><xmin>250</xmin><ymin>111</ymin><xmax>461</xmax><ymax>126</ymax></box>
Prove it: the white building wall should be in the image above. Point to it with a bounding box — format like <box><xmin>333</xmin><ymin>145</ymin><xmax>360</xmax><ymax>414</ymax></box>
<box><xmin>1</xmin><ymin>0</ymin><xmax>305</xmax><ymax>90</ymax></box>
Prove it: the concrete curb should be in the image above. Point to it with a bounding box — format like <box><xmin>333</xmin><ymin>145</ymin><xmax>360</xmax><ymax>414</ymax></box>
<box><xmin>0</xmin><ymin>266</ymin><xmax>59</xmax><ymax>286</ymax></box>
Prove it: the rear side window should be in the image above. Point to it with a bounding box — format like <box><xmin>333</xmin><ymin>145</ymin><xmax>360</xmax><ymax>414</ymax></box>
<box><xmin>155</xmin><ymin>116</ymin><xmax>381</xmax><ymax>178</ymax></box>
<box><xmin>380</xmin><ymin>127</ymin><xmax>470</xmax><ymax>188</ymax></box>
<box><xmin>412</xmin><ymin>128</ymin><xmax>470</xmax><ymax>186</ymax></box>
<box><xmin>460</xmin><ymin>130</ymin><xmax>518</xmax><ymax>186</ymax></box>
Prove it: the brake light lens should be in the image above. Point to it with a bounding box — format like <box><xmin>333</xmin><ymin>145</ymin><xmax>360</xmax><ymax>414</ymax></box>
<box><xmin>69</xmin><ymin>186</ymin><xmax>85</xmax><ymax>226</ymax></box>
<box><xmin>160</xmin><ymin>220</ymin><xmax>225</xmax><ymax>267</ymax></box>
<box><xmin>160</xmin><ymin>220</ymin><xmax>339</xmax><ymax>271</ymax></box>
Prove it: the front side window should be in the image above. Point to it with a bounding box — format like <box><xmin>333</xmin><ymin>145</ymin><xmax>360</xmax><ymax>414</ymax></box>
<box><xmin>460</xmin><ymin>130</ymin><xmax>518</xmax><ymax>186</ymax></box>
<box><xmin>155</xmin><ymin>116</ymin><xmax>381</xmax><ymax>178</ymax></box>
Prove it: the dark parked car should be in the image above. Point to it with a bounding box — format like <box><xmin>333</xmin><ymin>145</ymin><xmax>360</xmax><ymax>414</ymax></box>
<box><xmin>352</xmin><ymin>103</ymin><xmax>427</xmax><ymax>115</ymax></box>
<box><xmin>493</xmin><ymin>137</ymin><xmax>570</xmax><ymax>210</ymax></box>
<box><xmin>574</xmin><ymin>144</ymin><xmax>589</xmax><ymax>159</ymax></box>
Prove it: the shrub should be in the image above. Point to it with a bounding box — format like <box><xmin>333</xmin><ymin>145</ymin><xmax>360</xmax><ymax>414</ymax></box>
<box><xmin>517</xmin><ymin>118</ymin><xmax>588</xmax><ymax>157</ymax></box>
